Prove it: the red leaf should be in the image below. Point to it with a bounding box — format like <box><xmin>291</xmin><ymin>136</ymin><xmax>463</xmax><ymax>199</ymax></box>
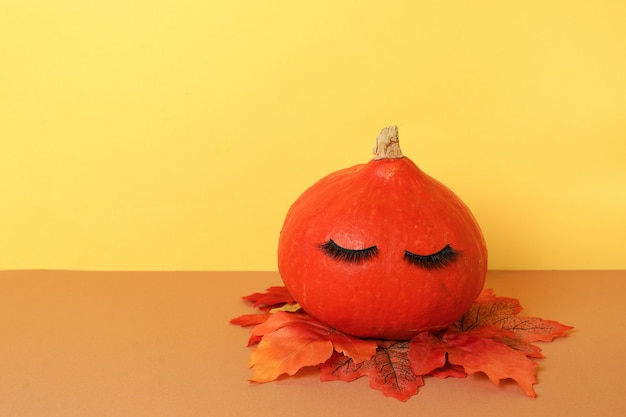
<box><xmin>229</xmin><ymin>313</ymin><xmax>272</xmax><ymax>346</ymax></box>
<box><xmin>446</xmin><ymin>331</ymin><xmax>539</xmax><ymax>397</ymax></box>
<box><xmin>247</xmin><ymin>335</ymin><xmax>263</xmax><ymax>347</ymax></box>
<box><xmin>428</xmin><ymin>362</ymin><xmax>468</xmax><ymax>379</ymax></box>
<box><xmin>242</xmin><ymin>286</ymin><xmax>296</xmax><ymax>308</ymax></box>
<box><xmin>475</xmin><ymin>287</ymin><xmax>498</xmax><ymax>303</ymax></box>
<box><xmin>322</xmin><ymin>341</ymin><xmax>424</xmax><ymax>401</ymax></box>
<box><xmin>407</xmin><ymin>331</ymin><xmax>447</xmax><ymax>375</ymax></box>
<box><xmin>230</xmin><ymin>313</ymin><xmax>271</xmax><ymax>327</ymax></box>
<box><xmin>410</xmin><ymin>329</ymin><xmax>539</xmax><ymax>397</ymax></box>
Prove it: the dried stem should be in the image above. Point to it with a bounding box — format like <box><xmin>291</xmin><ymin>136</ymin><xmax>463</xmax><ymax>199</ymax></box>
<box><xmin>373</xmin><ymin>125</ymin><xmax>403</xmax><ymax>160</ymax></box>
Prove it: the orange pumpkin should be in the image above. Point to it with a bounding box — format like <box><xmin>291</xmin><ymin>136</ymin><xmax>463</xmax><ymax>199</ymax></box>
<box><xmin>278</xmin><ymin>126</ymin><xmax>487</xmax><ymax>340</ymax></box>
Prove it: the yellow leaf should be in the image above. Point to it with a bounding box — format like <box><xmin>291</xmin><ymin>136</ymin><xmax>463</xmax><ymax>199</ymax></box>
<box><xmin>269</xmin><ymin>303</ymin><xmax>302</xmax><ymax>313</ymax></box>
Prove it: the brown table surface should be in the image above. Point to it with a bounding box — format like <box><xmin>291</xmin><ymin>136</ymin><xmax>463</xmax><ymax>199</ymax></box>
<box><xmin>1</xmin><ymin>270</ymin><xmax>624</xmax><ymax>416</ymax></box>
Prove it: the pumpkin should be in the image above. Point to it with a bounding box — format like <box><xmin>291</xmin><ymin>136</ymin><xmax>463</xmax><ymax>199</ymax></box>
<box><xmin>277</xmin><ymin>126</ymin><xmax>487</xmax><ymax>340</ymax></box>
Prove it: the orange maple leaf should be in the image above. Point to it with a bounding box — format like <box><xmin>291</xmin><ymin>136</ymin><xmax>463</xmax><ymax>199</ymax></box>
<box><xmin>410</xmin><ymin>290</ymin><xmax>573</xmax><ymax>397</ymax></box>
<box><xmin>230</xmin><ymin>313</ymin><xmax>271</xmax><ymax>327</ymax></box>
<box><xmin>241</xmin><ymin>286</ymin><xmax>296</xmax><ymax>309</ymax></box>
<box><xmin>409</xmin><ymin>330</ymin><xmax>538</xmax><ymax>397</ymax></box>
<box><xmin>248</xmin><ymin>312</ymin><xmax>377</xmax><ymax>382</ymax></box>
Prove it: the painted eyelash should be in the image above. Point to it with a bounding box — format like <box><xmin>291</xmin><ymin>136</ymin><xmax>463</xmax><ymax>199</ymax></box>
<box><xmin>319</xmin><ymin>239</ymin><xmax>379</xmax><ymax>263</ymax></box>
<box><xmin>403</xmin><ymin>244</ymin><xmax>459</xmax><ymax>270</ymax></box>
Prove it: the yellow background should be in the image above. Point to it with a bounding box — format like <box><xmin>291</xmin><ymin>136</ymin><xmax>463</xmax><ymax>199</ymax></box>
<box><xmin>1</xmin><ymin>0</ymin><xmax>624</xmax><ymax>271</ymax></box>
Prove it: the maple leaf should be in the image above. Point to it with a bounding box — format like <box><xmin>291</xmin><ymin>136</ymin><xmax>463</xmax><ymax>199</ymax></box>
<box><xmin>409</xmin><ymin>291</ymin><xmax>572</xmax><ymax>397</ymax></box>
<box><xmin>248</xmin><ymin>312</ymin><xmax>377</xmax><ymax>382</ymax></box>
<box><xmin>320</xmin><ymin>351</ymin><xmax>366</xmax><ymax>383</ymax></box>
<box><xmin>454</xmin><ymin>289</ymin><xmax>573</xmax><ymax>342</ymax></box>
<box><xmin>407</xmin><ymin>331</ymin><xmax>448</xmax><ymax>376</ymax></box>
<box><xmin>230</xmin><ymin>312</ymin><xmax>271</xmax><ymax>327</ymax></box>
<box><xmin>229</xmin><ymin>313</ymin><xmax>272</xmax><ymax>346</ymax></box>
<box><xmin>446</xmin><ymin>331</ymin><xmax>539</xmax><ymax>397</ymax></box>
<box><xmin>321</xmin><ymin>341</ymin><xmax>424</xmax><ymax>402</ymax></box>
<box><xmin>363</xmin><ymin>341</ymin><xmax>424</xmax><ymax>401</ymax></box>
<box><xmin>326</xmin><ymin>330</ymin><xmax>379</xmax><ymax>364</ymax></box>
<box><xmin>409</xmin><ymin>329</ymin><xmax>539</xmax><ymax>397</ymax></box>
<box><xmin>249</xmin><ymin>323</ymin><xmax>334</xmax><ymax>382</ymax></box>
<box><xmin>241</xmin><ymin>286</ymin><xmax>296</xmax><ymax>309</ymax></box>
<box><xmin>499</xmin><ymin>335</ymin><xmax>544</xmax><ymax>358</ymax></box>
<box><xmin>427</xmin><ymin>362</ymin><xmax>467</xmax><ymax>379</ymax></box>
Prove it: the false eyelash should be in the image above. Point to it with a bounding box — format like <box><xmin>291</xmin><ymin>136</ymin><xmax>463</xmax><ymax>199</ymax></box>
<box><xmin>403</xmin><ymin>244</ymin><xmax>460</xmax><ymax>270</ymax></box>
<box><xmin>319</xmin><ymin>239</ymin><xmax>379</xmax><ymax>263</ymax></box>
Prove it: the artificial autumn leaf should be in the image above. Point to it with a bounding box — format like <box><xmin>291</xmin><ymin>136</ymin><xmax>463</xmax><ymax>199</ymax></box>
<box><xmin>454</xmin><ymin>288</ymin><xmax>573</xmax><ymax>342</ymax></box>
<box><xmin>326</xmin><ymin>329</ymin><xmax>379</xmax><ymax>364</ymax></box>
<box><xmin>230</xmin><ymin>312</ymin><xmax>272</xmax><ymax>346</ymax></box>
<box><xmin>251</xmin><ymin>312</ymin><xmax>377</xmax><ymax>363</ymax></box>
<box><xmin>230</xmin><ymin>312</ymin><xmax>271</xmax><ymax>327</ymax></box>
<box><xmin>320</xmin><ymin>351</ymin><xmax>366</xmax><ymax>383</ymax></box>
<box><xmin>407</xmin><ymin>331</ymin><xmax>448</xmax><ymax>376</ymax></box>
<box><xmin>241</xmin><ymin>286</ymin><xmax>296</xmax><ymax>309</ymax></box>
<box><xmin>499</xmin><ymin>335</ymin><xmax>544</xmax><ymax>359</ymax></box>
<box><xmin>232</xmin><ymin>286</ymin><xmax>299</xmax><ymax>344</ymax></box>
<box><xmin>447</xmin><ymin>332</ymin><xmax>538</xmax><ymax>397</ymax></box>
<box><xmin>249</xmin><ymin>323</ymin><xmax>334</xmax><ymax>382</ymax></box>
<box><xmin>247</xmin><ymin>334</ymin><xmax>263</xmax><ymax>347</ymax></box>
<box><xmin>360</xmin><ymin>341</ymin><xmax>424</xmax><ymax>401</ymax></box>
<box><xmin>321</xmin><ymin>341</ymin><xmax>424</xmax><ymax>402</ymax></box>
<box><xmin>409</xmin><ymin>329</ymin><xmax>539</xmax><ymax>397</ymax></box>
<box><xmin>427</xmin><ymin>362</ymin><xmax>467</xmax><ymax>379</ymax></box>
<box><xmin>248</xmin><ymin>312</ymin><xmax>377</xmax><ymax>382</ymax></box>
<box><xmin>408</xmin><ymin>292</ymin><xmax>572</xmax><ymax>397</ymax></box>
<box><xmin>250</xmin><ymin>311</ymin><xmax>317</xmax><ymax>338</ymax></box>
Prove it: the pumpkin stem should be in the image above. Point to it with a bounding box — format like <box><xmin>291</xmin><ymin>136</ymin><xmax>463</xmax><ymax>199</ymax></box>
<box><xmin>373</xmin><ymin>125</ymin><xmax>403</xmax><ymax>160</ymax></box>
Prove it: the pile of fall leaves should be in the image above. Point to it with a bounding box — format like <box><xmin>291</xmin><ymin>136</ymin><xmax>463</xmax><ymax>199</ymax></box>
<box><xmin>231</xmin><ymin>287</ymin><xmax>572</xmax><ymax>401</ymax></box>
